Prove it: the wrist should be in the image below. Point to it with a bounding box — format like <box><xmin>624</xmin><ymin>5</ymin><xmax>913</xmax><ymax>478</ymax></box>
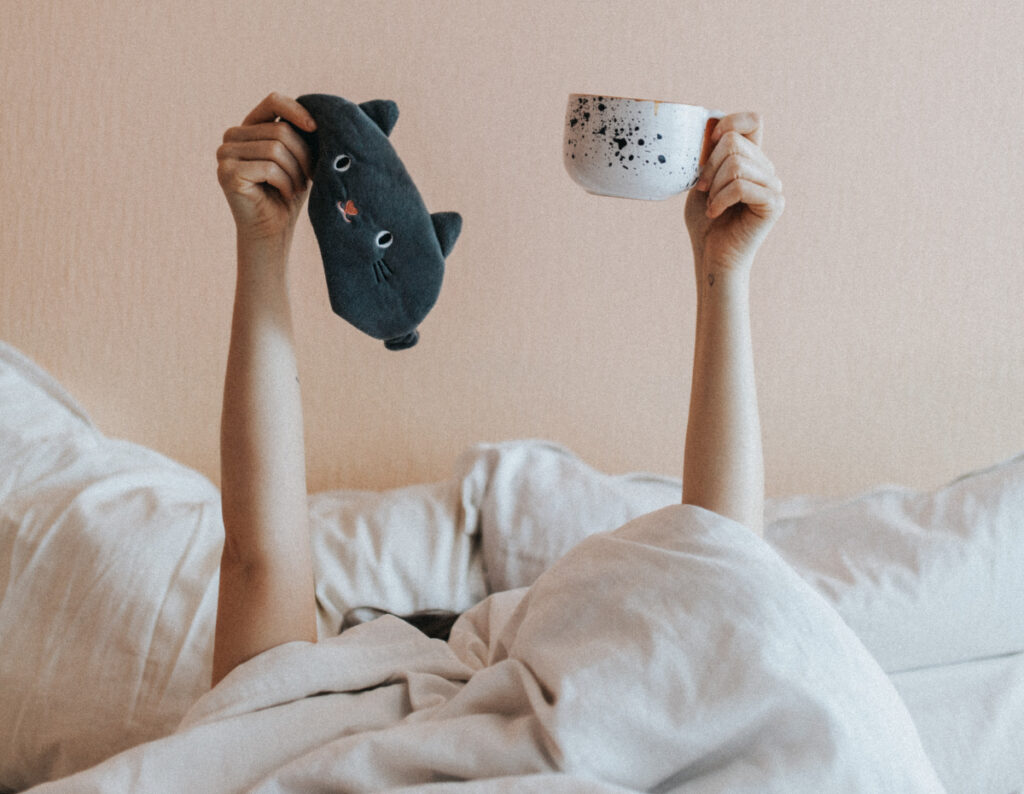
<box><xmin>695</xmin><ymin>258</ymin><xmax>753</xmax><ymax>291</ymax></box>
<box><xmin>696</xmin><ymin>248</ymin><xmax>754</xmax><ymax>274</ymax></box>
<box><xmin>694</xmin><ymin>266</ymin><xmax>751</xmax><ymax>323</ymax></box>
<box><xmin>236</xmin><ymin>228</ymin><xmax>293</xmax><ymax>273</ymax></box>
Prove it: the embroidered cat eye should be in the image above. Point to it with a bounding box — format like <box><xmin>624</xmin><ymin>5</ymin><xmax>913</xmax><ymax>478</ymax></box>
<box><xmin>375</xmin><ymin>231</ymin><xmax>393</xmax><ymax>249</ymax></box>
<box><xmin>333</xmin><ymin>154</ymin><xmax>352</xmax><ymax>172</ymax></box>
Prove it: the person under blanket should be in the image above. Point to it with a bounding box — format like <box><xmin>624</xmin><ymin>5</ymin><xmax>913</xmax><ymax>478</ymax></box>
<box><xmin>212</xmin><ymin>91</ymin><xmax>785</xmax><ymax>687</ymax></box>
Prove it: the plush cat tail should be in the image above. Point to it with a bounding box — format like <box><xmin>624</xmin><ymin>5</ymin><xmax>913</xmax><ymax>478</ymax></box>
<box><xmin>359</xmin><ymin>100</ymin><xmax>399</xmax><ymax>136</ymax></box>
<box><xmin>431</xmin><ymin>212</ymin><xmax>462</xmax><ymax>258</ymax></box>
<box><xmin>384</xmin><ymin>330</ymin><xmax>420</xmax><ymax>351</ymax></box>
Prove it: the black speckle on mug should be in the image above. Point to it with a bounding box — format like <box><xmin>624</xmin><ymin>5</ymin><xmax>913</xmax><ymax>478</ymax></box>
<box><xmin>614</xmin><ymin>137</ymin><xmax>627</xmax><ymax>150</ymax></box>
<box><xmin>657</xmin><ymin>133</ymin><xmax>663</xmax><ymax>139</ymax></box>
<box><xmin>658</xmin><ymin>155</ymin><xmax>667</xmax><ymax>163</ymax></box>
<box><xmin>598</xmin><ymin>103</ymin><xmax>606</xmax><ymax>111</ymax></box>
<box><xmin>596</xmin><ymin>125</ymin><xmax>607</xmax><ymax>136</ymax></box>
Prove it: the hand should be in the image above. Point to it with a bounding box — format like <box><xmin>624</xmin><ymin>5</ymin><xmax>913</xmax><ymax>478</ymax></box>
<box><xmin>684</xmin><ymin>112</ymin><xmax>784</xmax><ymax>276</ymax></box>
<box><xmin>216</xmin><ymin>92</ymin><xmax>318</xmax><ymax>246</ymax></box>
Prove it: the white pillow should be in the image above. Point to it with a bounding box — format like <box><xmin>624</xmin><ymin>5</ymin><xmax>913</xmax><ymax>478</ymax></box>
<box><xmin>0</xmin><ymin>343</ymin><xmax>224</xmax><ymax>790</ymax></box>
<box><xmin>457</xmin><ymin>439</ymin><xmax>1024</xmax><ymax>673</ymax></box>
<box><xmin>455</xmin><ymin>440</ymin><xmax>681</xmax><ymax>593</ymax></box>
<box><xmin>308</xmin><ymin>481</ymin><xmax>487</xmax><ymax>638</ymax></box>
<box><xmin>766</xmin><ymin>453</ymin><xmax>1024</xmax><ymax>672</ymax></box>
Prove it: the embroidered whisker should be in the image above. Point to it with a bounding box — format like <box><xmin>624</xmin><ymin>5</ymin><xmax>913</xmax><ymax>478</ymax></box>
<box><xmin>372</xmin><ymin>259</ymin><xmax>391</xmax><ymax>284</ymax></box>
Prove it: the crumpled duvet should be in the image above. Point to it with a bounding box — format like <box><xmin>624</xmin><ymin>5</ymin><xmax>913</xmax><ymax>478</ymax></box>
<box><xmin>29</xmin><ymin>505</ymin><xmax>943</xmax><ymax>793</ymax></box>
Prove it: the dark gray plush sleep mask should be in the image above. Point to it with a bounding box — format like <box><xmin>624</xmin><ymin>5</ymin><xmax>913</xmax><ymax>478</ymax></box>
<box><xmin>294</xmin><ymin>94</ymin><xmax>462</xmax><ymax>350</ymax></box>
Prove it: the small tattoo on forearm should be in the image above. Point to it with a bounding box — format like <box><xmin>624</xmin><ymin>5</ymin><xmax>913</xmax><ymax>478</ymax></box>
<box><xmin>708</xmin><ymin>273</ymin><xmax>715</xmax><ymax>287</ymax></box>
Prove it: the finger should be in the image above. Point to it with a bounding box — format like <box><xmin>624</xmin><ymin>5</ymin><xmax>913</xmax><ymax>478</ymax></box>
<box><xmin>218</xmin><ymin>139</ymin><xmax>303</xmax><ymax>197</ymax></box>
<box><xmin>706</xmin><ymin>178</ymin><xmax>784</xmax><ymax>220</ymax></box>
<box><xmin>223</xmin><ymin>122</ymin><xmax>314</xmax><ymax>180</ymax></box>
<box><xmin>242</xmin><ymin>91</ymin><xmax>317</xmax><ymax>133</ymax></box>
<box><xmin>222</xmin><ymin>158</ymin><xmax>299</xmax><ymax>201</ymax></box>
<box><xmin>706</xmin><ymin>152</ymin><xmax>782</xmax><ymax>203</ymax></box>
<box><xmin>697</xmin><ymin>130</ymin><xmax>774</xmax><ymax>190</ymax></box>
<box><xmin>217</xmin><ymin>139</ymin><xmax>304</xmax><ymax>198</ymax></box>
<box><xmin>710</xmin><ymin>111</ymin><xmax>762</xmax><ymax>147</ymax></box>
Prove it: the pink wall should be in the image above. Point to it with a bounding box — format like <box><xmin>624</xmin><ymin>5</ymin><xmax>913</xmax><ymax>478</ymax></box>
<box><xmin>2</xmin><ymin>1</ymin><xmax>1022</xmax><ymax>497</ymax></box>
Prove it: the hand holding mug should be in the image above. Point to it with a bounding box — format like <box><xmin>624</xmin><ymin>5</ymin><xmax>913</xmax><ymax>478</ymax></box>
<box><xmin>684</xmin><ymin>112</ymin><xmax>784</xmax><ymax>274</ymax></box>
<box><xmin>563</xmin><ymin>94</ymin><xmax>784</xmax><ymax>276</ymax></box>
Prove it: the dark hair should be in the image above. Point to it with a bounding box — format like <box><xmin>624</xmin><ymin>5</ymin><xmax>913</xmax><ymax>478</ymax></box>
<box><xmin>340</xmin><ymin>607</ymin><xmax>461</xmax><ymax>641</ymax></box>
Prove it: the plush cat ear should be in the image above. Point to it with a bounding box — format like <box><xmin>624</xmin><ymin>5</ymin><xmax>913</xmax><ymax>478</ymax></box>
<box><xmin>431</xmin><ymin>212</ymin><xmax>462</xmax><ymax>258</ymax></box>
<box><xmin>359</xmin><ymin>100</ymin><xmax>399</xmax><ymax>136</ymax></box>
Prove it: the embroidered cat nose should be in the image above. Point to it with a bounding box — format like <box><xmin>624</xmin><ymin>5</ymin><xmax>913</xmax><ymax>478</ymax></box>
<box><xmin>336</xmin><ymin>199</ymin><xmax>359</xmax><ymax>223</ymax></box>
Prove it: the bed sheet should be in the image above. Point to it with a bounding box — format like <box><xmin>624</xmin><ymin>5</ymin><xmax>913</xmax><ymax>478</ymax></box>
<box><xmin>893</xmin><ymin>651</ymin><xmax>1024</xmax><ymax>793</ymax></box>
<box><xmin>27</xmin><ymin>506</ymin><xmax>942</xmax><ymax>792</ymax></box>
<box><xmin>13</xmin><ymin>657</ymin><xmax>1021</xmax><ymax>793</ymax></box>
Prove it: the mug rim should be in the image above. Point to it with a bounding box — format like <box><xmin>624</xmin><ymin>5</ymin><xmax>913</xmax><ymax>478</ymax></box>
<box><xmin>568</xmin><ymin>92</ymin><xmax>707</xmax><ymax>109</ymax></box>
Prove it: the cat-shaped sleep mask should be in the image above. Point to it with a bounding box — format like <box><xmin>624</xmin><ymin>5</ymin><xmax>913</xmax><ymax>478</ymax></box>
<box><xmin>293</xmin><ymin>93</ymin><xmax>462</xmax><ymax>350</ymax></box>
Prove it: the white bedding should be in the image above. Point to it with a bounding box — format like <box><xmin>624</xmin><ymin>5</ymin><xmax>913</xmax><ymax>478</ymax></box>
<box><xmin>2</xmin><ymin>339</ymin><xmax>1023</xmax><ymax>792</ymax></box>
<box><xmin>892</xmin><ymin>651</ymin><xmax>1024</xmax><ymax>793</ymax></box>
<box><xmin>28</xmin><ymin>507</ymin><xmax>942</xmax><ymax>792</ymax></box>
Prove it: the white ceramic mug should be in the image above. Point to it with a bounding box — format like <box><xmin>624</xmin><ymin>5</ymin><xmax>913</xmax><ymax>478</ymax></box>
<box><xmin>563</xmin><ymin>93</ymin><xmax>724</xmax><ymax>200</ymax></box>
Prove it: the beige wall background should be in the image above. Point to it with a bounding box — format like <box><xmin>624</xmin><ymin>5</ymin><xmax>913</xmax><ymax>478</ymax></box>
<box><xmin>2</xmin><ymin>0</ymin><xmax>1022</xmax><ymax>497</ymax></box>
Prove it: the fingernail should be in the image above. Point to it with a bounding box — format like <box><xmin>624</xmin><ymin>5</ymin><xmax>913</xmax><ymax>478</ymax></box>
<box><xmin>305</xmin><ymin>117</ymin><xmax>317</xmax><ymax>131</ymax></box>
<box><xmin>695</xmin><ymin>177</ymin><xmax>708</xmax><ymax>191</ymax></box>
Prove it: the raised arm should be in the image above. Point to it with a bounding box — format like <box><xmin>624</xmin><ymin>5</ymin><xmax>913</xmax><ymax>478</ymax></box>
<box><xmin>681</xmin><ymin>113</ymin><xmax>784</xmax><ymax>536</ymax></box>
<box><xmin>212</xmin><ymin>93</ymin><xmax>320</xmax><ymax>687</ymax></box>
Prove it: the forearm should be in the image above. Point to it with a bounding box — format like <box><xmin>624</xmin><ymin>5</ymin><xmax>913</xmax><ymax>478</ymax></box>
<box><xmin>682</xmin><ymin>265</ymin><xmax>765</xmax><ymax>535</ymax></box>
<box><xmin>212</xmin><ymin>235</ymin><xmax>316</xmax><ymax>686</ymax></box>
